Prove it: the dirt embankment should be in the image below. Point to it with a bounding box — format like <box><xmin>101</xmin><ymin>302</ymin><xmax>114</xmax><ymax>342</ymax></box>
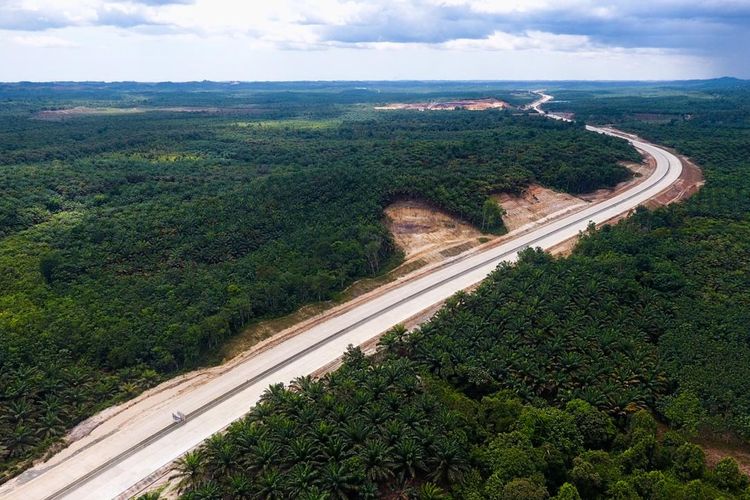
<box><xmin>383</xmin><ymin>183</ymin><xmax>593</xmax><ymax>269</ymax></box>
<box><xmin>385</xmin><ymin>146</ymin><xmax>704</xmax><ymax>263</ymax></box>
<box><xmin>384</xmin><ymin>200</ymin><xmax>487</xmax><ymax>264</ymax></box>
<box><xmin>495</xmin><ymin>185</ymin><xmax>587</xmax><ymax>232</ymax></box>
<box><xmin>644</xmin><ymin>153</ymin><xmax>704</xmax><ymax>208</ymax></box>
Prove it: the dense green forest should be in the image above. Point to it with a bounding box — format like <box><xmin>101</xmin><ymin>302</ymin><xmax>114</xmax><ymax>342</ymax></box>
<box><xmin>546</xmin><ymin>87</ymin><xmax>750</xmax><ymax>437</ymax></box>
<box><xmin>174</xmin><ymin>83</ymin><xmax>750</xmax><ymax>498</ymax></box>
<box><xmin>175</xmin><ymin>346</ymin><xmax>749</xmax><ymax>499</ymax></box>
<box><xmin>0</xmin><ymin>85</ymin><xmax>636</xmax><ymax>477</ymax></box>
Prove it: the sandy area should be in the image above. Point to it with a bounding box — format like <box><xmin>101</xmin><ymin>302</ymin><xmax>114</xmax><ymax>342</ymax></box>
<box><xmin>375</xmin><ymin>98</ymin><xmax>510</xmax><ymax>111</ymax></box>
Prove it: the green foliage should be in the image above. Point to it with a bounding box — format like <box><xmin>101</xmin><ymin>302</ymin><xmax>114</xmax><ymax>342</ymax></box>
<box><xmin>482</xmin><ymin>198</ymin><xmax>505</xmax><ymax>233</ymax></box>
<box><xmin>554</xmin><ymin>482</ymin><xmax>582</xmax><ymax>500</ymax></box>
<box><xmin>6</xmin><ymin>81</ymin><xmax>750</xmax><ymax>494</ymax></box>
<box><xmin>672</xmin><ymin>443</ymin><xmax>706</xmax><ymax>480</ymax></box>
<box><xmin>417</xmin><ymin>482</ymin><xmax>451</xmax><ymax>500</ymax></box>
<box><xmin>186</xmin><ymin>372</ymin><xmax>750</xmax><ymax>499</ymax></box>
<box><xmin>497</xmin><ymin>478</ymin><xmax>549</xmax><ymax>500</ymax></box>
<box><xmin>0</xmin><ymin>86</ymin><xmax>635</xmax><ymax>474</ymax></box>
<box><xmin>407</xmin><ymin>85</ymin><xmax>750</xmax><ymax>442</ymax></box>
<box><xmin>407</xmin><ymin>248</ymin><xmax>671</xmax><ymax>417</ymax></box>
<box><xmin>662</xmin><ymin>391</ymin><xmax>707</xmax><ymax>435</ymax></box>
<box><xmin>517</xmin><ymin>406</ymin><xmax>583</xmax><ymax>463</ymax></box>
<box><xmin>570</xmin><ymin>451</ymin><xmax>622</xmax><ymax>498</ymax></box>
<box><xmin>551</xmin><ymin>86</ymin><xmax>750</xmax><ymax>438</ymax></box>
<box><xmin>607</xmin><ymin>479</ymin><xmax>639</xmax><ymax>499</ymax></box>
<box><xmin>712</xmin><ymin>458</ymin><xmax>750</xmax><ymax>493</ymax></box>
<box><xmin>565</xmin><ymin>400</ymin><xmax>617</xmax><ymax>450</ymax></box>
<box><xmin>172</xmin><ymin>354</ymin><xmax>473</xmax><ymax>497</ymax></box>
<box><xmin>481</xmin><ymin>392</ymin><xmax>524</xmax><ymax>436</ymax></box>
<box><xmin>481</xmin><ymin>433</ymin><xmax>541</xmax><ymax>484</ymax></box>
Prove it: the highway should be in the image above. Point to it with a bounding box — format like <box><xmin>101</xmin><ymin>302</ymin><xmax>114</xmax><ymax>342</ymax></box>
<box><xmin>0</xmin><ymin>94</ymin><xmax>683</xmax><ymax>500</ymax></box>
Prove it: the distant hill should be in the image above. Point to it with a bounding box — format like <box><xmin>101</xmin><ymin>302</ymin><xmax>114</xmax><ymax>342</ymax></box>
<box><xmin>0</xmin><ymin>78</ymin><xmax>747</xmax><ymax>96</ymax></box>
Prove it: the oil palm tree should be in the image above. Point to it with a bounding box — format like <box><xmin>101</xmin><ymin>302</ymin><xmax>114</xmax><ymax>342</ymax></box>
<box><xmin>288</xmin><ymin>463</ymin><xmax>320</xmax><ymax>497</ymax></box>
<box><xmin>361</xmin><ymin>439</ymin><xmax>395</xmax><ymax>483</ymax></box>
<box><xmin>417</xmin><ymin>482</ymin><xmax>451</xmax><ymax>500</ymax></box>
<box><xmin>427</xmin><ymin>438</ymin><xmax>470</xmax><ymax>484</ymax></box>
<box><xmin>392</xmin><ymin>438</ymin><xmax>425</xmax><ymax>483</ymax></box>
<box><xmin>288</xmin><ymin>436</ymin><xmax>320</xmax><ymax>464</ymax></box>
<box><xmin>342</xmin><ymin>419</ymin><xmax>370</xmax><ymax>447</ymax></box>
<box><xmin>226</xmin><ymin>473</ymin><xmax>252</xmax><ymax>499</ymax></box>
<box><xmin>319</xmin><ymin>461</ymin><xmax>360</xmax><ymax>499</ymax></box>
<box><xmin>171</xmin><ymin>450</ymin><xmax>206</xmax><ymax>494</ymax></box>
<box><xmin>253</xmin><ymin>468</ymin><xmax>286</xmax><ymax>500</ymax></box>
<box><xmin>203</xmin><ymin>434</ymin><xmax>237</xmax><ymax>479</ymax></box>
<box><xmin>247</xmin><ymin>440</ymin><xmax>280</xmax><ymax>472</ymax></box>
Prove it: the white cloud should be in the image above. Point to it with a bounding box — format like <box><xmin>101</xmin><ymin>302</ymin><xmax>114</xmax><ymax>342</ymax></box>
<box><xmin>435</xmin><ymin>0</ymin><xmax>560</xmax><ymax>14</ymax></box>
<box><xmin>11</xmin><ymin>33</ymin><xmax>78</xmax><ymax>47</ymax></box>
<box><xmin>0</xmin><ymin>0</ymin><xmax>745</xmax><ymax>79</ymax></box>
<box><xmin>442</xmin><ymin>30</ymin><xmax>593</xmax><ymax>52</ymax></box>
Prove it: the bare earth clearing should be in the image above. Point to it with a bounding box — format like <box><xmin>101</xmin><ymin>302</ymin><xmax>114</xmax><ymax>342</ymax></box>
<box><xmin>495</xmin><ymin>185</ymin><xmax>587</xmax><ymax>232</ymax></box>
<box><xmin>699</xmin><ymin>436</ymin><xmax>750</xmax><ymax>477</ymax></box>
<box><xmin>375</xmin><ymin>98</ymin><xmax>510</xmax><ymax>111</ymax></box>
<box><xmin>384</xmin><ymin>200</ymin><xmax>486</xmax><ymax>263</ymax></box>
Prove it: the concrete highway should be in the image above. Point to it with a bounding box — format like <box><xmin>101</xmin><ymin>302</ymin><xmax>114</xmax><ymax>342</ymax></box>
<box><xmin>0</xmin><ymin>94</ymin><xmax>683</xmax><ymax>500</ymax></box>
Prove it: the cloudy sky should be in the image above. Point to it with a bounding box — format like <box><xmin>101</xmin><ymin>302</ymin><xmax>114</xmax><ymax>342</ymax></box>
<box><xmin>1</xmin><ymin>0</ymin><xmax>748</xmax><ymax>81</ymax></box>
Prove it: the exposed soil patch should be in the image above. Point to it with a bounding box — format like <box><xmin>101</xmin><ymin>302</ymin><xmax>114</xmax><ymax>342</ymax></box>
<box><xmin>643</xmin><ymin>153</ymin><xmax>704</xmax><ymax>208</ymax></box>
<box><xmin>375</xmin><ymin>98</ymin><xmax>510</xmax><ymax>111</ymax></box>
<box><xmin>384</xmin><ymin>200</ymin><xmax>488</xmax><ymax>264</ymax></box>
<box><xmin>382</xmin><ymin>162</ymin><xmax>659</xmax><ymax>270</ymax></box>
<box><xmin>35</xmin><ymin>107</ymin><xmax>145</xmax><ymax>120</ymax></box>
<box><xmin>495</xmin><ymin>185</ymin><xmax>588</xmax><ymax>232</ymax></box>
<box><xmin>553</xmin><ymin>111</ymin><xmax>576</xmax><ymax>121</ymax></box>
<box><xmin>693</xmin><ymin>434</ymin><xmax>750</xmax><ymax>476</ymax></box>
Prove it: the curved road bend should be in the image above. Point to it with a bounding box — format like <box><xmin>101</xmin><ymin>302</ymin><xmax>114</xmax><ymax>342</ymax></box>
<box><xmin>0</xmin><ymin>95</ymin><xmax>683</xmax><ymax>500</ymax></box>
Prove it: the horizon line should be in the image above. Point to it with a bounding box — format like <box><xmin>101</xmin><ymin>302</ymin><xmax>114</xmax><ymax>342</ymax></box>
<box><xmin>0</xmin><ymin>76</ymin><xmax>745</xmax><ymax>85</ymax></box>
